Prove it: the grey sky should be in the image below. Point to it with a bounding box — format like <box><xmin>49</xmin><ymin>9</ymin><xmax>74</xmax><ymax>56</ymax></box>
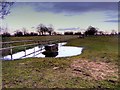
<box><xmin>2</xmin><ymin>2</ymin><xmax>118</xmax><ymax>34</ymax></box>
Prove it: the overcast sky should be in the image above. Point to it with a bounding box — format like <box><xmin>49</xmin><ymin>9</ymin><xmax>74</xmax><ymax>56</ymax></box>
<box><xmin>2</xmin><ymin>2</ymin><xmax>118</xmax><ymax>34</ymax></box>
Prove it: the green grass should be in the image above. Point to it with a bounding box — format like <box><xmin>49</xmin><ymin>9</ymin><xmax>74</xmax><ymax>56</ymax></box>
<box><xmin>2</xmin><ymin>35</ymin><xmax>119</xmax><ymax>88</ymax></box>
<box><xmin>66</xmin><ymin>36</ymin><xmax>118</xmax><ymax>64</ymax></box>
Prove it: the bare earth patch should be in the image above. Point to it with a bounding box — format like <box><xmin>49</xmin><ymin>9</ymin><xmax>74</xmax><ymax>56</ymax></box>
<box><xmin>71</xmin><ymin>60</ymin><xmax>118</xmax><ymax>82</ymax></box>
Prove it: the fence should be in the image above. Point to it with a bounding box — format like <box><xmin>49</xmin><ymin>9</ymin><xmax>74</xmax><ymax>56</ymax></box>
<box><xmin>0</xmin><ymin>39</ymin><xmax>67</xmax><ymax>60</ymax></box>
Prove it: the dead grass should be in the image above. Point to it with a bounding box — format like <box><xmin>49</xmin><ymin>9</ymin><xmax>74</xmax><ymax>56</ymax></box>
<box><xmin>71</xmin><ymin>59</ymin><xmax>118</xmax><ymax>82</ymax></box>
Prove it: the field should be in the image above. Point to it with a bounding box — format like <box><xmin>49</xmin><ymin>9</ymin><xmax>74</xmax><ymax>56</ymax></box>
<box><xmin>2</xmin><ymin>35</ymin><xmax>119</xmax><ymax>88</ymax></box>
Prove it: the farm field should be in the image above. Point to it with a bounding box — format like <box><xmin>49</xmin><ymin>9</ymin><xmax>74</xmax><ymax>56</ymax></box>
<box><xmin>2</xmin><ymin>35</ymin><xmax>78</xmax><ymax>42</ymax></box>
<box><xmin>2</xmin><ymin>35</ymin><xmax>119</xmax><ymax>88</ymax></box>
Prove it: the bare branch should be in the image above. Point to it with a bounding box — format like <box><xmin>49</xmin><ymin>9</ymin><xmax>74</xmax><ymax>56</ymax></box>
<box><xmin>0</xmin><ymin>1</ymin><xmax>14</xmax><ymax>19</ymax></box>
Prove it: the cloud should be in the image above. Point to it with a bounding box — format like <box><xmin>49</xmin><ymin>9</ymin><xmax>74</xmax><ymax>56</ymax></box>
<box><xmin>15</xmin><ymin>2</ymin><xmax>118</xmax><ymax>20</ymax></box>
<box><xmin>33</xmin><ymin>2</ymin><xmax>118</xmax><ymax>14</ymax></box>
<box><xmin>30</xmin><ymin>2</ymin><xmax>118</xmax><ymax>21</ymax></box>
<box><xmin>104</xmin><ymin>20</ymin><xmax>120</xmax><ymax>23</ymax></box>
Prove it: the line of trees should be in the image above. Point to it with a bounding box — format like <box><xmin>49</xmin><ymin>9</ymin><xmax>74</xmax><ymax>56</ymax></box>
<box><xmin>1</xmin><ymin>24</ymin><xmax>57</xmax><ymax>37</ymax></box>
<box><xmin>64</xmin><ymin>26</ymin><xmax>118</xmax><ymax>36</ymax></box>
<box><xmin>1</xmin><ymin>25</ymin><xmax>119</xmax><ymax>37</ymax></box>
<box><xmin>14</xmin><ymin>31</ymin><xmax>38</xmax><ymax>37</ymax></box>
<box><xmin>64</xmin><ymin>32</ymin><xmax>82</xmax><ymax>35</ymax></box>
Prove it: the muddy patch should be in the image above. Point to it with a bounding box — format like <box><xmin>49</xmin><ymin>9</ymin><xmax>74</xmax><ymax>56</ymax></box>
<box><xmin>71</xmin><ymin>60</ymin><xmax>118</xmax><ymax>81</ymax></box>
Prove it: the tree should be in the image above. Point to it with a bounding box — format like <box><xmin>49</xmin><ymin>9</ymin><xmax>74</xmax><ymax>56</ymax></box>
<box><xmin>47</xmin><ymin>25</ymin><xmax>54</xmax><ymax>35</ymax></box>
<box><xmin>52</xmin><ymin>31</ymin><xmax>57</xmax><ymax>35</ymax></box>
<box><xmin>36</xmin><ymin>24</ymin><xmax>44</xmax><ymax>35</ymax></box>
<box><xmin>48</xmin><ymin>27</ymin><xmax>54</xmax><ymax>35</ymax></box>
<box><xmin>36</xmin><ymin>24</ymin><xmax>49</xmax><ymax>35</ymax></box>
<box><xmin>0</xmin><ymin>1</ymin><xmax>14</xmax><ymax>19</ymax></box>
<box><xmin>0</xmin><ymin>26</ymin><xmax>4</xmax><ymax>34</ymax></box>
<box><xmin>2</xmin><ymin>32</ymin><xmax>11</xmax><ymax>37</ymax></box>
<box><xmin>74</xmin><ymin>32</ymin><xmax>81</xmax><ymax>35</ymax></box>
<box><xmin>43</xmin><ymin>26</ymin><xmax>48</xmax><ymax>35</ymax></box>
<box><xmin>14</xmin><ymin>30</ymin><xmax>23</xmax><ymax>36</ymax></box>
<box><xmin>98</xmin><ymin>31</ymin><xmax>104</xmax><ymax>36</ymax></box>
<box><xmin>84</xmin><ymin>26</ymin><xmax>98</xmax><ymax>36</ymax></box>
<box><xmin>29</xmin><ymin>32</ymin><xmax>38</xmax><ymax>36</ymax></box>
<box><xmin>0</xmin><ymin>26</ymin><xmax>9</xmax><ymax>35</ymax></box>
<box><xmin>64</xmin><ymin>32</ymin><xmax>73</xmax><ymax>35</ymax></box>
<box><xmin>22</xmin><ymin>27</ymin><xmax>29</xmax><ymax>36</ymax></box>
<box><xmin>111</xmin><ymin>30</ymin><xmax>117</xmax><ymax>35</ymax></box>
<box><xmin>0</xmin><ymin>1</ymin><xmax>14</xmax><ymax>35</ymax></box>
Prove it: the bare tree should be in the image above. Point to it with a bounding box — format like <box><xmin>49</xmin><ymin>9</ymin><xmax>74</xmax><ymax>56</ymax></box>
<box><xmin>48</xmin><ymin>27</ymin><xmax>54</xmax><ymax>35</ymax></box>
<box><xmin>0</xmin><ymin>1</ymin><xmax>14</xmax><ymax>19</ymax></box>
<box><xmin>14</xmin><ymin>30</ymin><xmax>23</xmax><ymax>36</ymax></box>
<box><xmin>22</xmin><ymin>27</ymin><xmax>28</xmax><ymax>36</ymax></box>
<box><xmin>36</xmin><ymin>24</ymin><xmax>48</xmax><ymax>35</ymax></box>
<box><xmin>36</xmin><ymin>24</ymin><xmax>43</xmax><ymax>35</ymax></box>
<box><xmin>0</xmin><ymin>26</ymin><xmax>4</xmax><ymax>34</ymax></box>
<box><xmin>0</xmin><ymin>26</ymin><xmax>8</xmax><ymax>34</ymax></box>
<box><xmin>98</xmin><ymin>31</ymin><xmax>104</xmax><ymax>36</ymax></box>
<box><xmin>111</xmin><ymin>30</ymin><xmax>117</xmax><ymax>35</ymax></box>
<box><xmin>47</xmin><ymin>24</ymin><xmax>54</xmax><ymax>35</ymax></box>
<box><xmin>43</xmin><ymin>26</ymin><xmax>48</xmax><ymax>35</ymax></box>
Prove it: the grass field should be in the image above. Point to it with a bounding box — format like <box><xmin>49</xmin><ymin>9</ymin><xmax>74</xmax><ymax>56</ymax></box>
<box><xmin>2</xmin><ymin>35</ymin><xmax>78</xmax><ymax>42</ymax></box>
<box><xmin>2</xmin><ymin>35</ymin><xmax>119</xmax><ymax>88</ymax></box>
